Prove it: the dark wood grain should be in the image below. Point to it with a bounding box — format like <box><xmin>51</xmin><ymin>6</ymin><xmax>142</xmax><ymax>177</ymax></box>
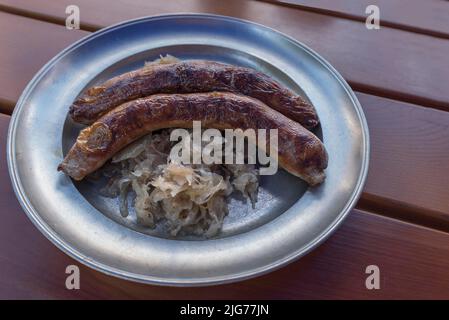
<box><xmin>2</xmin><ymin>110</ymin><xmax>449</xmax><ymax>299</ymax></box>
<box><xmin>0</xmin><ymin>0</ymin><xmax>448</xmax><ymax>110</ymax></box>
<box><xmin>263</xmin><ymin>0</ymin><xmax>449</xmax><ymax>39</ymax></box>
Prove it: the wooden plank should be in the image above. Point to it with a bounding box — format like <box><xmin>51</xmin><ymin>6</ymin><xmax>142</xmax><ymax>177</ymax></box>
<box><xmin>0</xmin><ymin>12</ymin><xmax>448</xmax><ymax>228</ymax></box>
<box><xmin>1</xmin><ymin>111</ymin><xmax>449</xmax><ymax>298</ymax></box>
<box><xmin>263</xmin><ymin>0</ymin><xmax>449</xmax><ymax>38</ymax></box>
<box><xmin>0</xmin><ymin>12</ymin><xmax>89</xmax><ymax>112</ymax></box>
<box><xmin>359</xmin><ymin>93</ymin><xmax>449</xmax><ymax>229</ymax></box>
<box><xmin>0</xmin><ymin>0</ymin><xmax>448</xmax><ymax>110</ymax></box>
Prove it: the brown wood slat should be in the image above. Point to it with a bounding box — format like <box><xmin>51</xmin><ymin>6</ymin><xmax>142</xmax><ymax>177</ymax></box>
<box><xmin>0</xmin><ymin>12</ymin><xmax>89</xmax><ymax>112</ymax></box>
<box><xmin>263</xmin><ymin>0</ymin><xmax>449</xmax><ymax>39</ymax></box>
<box><xmin>1</xmin><ymin>113</ymin><xmax>449</xmax><ymax>298</ymax></box>
<box><xmin>0</xmin><ymin>0</ymin><xmax>448</xmax><ymax>110</ymax></box>
<box><xmin>359</xmin><ymin>93</ymin><xmax>449</xmax><ymax>228</ymax></box>
<box><xmin>0</xmin><ymin>12</ymin><xmax>448</xmax><ymax>228</ymax></box>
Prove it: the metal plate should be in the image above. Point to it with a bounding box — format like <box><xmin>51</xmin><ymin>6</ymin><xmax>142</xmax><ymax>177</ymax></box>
<box><xmin>7</xmin><ymin>14</ymin><xmax>369</xmax><ymax>286</ymax></box>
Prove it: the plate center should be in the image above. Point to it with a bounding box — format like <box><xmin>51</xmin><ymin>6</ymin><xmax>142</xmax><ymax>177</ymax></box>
<box><xmin>63</xmin><ymin>45</ymin><xmax>315</xmax><ymax>240</ymax></box>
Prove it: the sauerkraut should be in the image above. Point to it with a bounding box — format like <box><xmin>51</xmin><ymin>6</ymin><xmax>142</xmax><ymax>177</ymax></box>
<box><xmin>98</xmin><ymin>129</ymin><xmax>259</xmax><ymax>237</ymax></box>
<box><xmin>144</xmin><ymin>54</ymin><xmax>180</xmax><ymax>66</ymax></box>
<box><xmin>95</xmin><ymin>55</ymin><xmax>259</xmax><ymax>237</ymax></box>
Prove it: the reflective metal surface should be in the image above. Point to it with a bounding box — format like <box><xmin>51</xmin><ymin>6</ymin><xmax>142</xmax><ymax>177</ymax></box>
<box><xmin>7</xmin><ymin>14</ymin><xmax>369</xmax><ymax>285</ymax></box>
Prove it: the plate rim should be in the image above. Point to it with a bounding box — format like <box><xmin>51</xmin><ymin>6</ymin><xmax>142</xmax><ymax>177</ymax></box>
<box><xmin>7</xmin><ymin>13</ymin><xmax>370</xmax><ymax>286</ymax></box>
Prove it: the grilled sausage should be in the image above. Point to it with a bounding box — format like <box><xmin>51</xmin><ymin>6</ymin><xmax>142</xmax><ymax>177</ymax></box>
<box><xmin>59</xmin><ymin>92</ymin><xmax>327</xmax><ymax>185</ymax></box>
<box><xmin>69</xmin><ymin>60</ymin><xmax>319</xmax><ymax>129</ymax></box>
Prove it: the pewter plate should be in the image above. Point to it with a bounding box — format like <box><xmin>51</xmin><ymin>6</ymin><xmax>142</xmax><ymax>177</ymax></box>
<box><xmin>7</xmin><ymin>14</ymin><xmax>369</xmax><ymax>286</ymax></box>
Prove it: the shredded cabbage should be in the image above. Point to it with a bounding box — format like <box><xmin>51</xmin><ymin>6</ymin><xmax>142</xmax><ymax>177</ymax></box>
<box><xmin>98</xmin><ymin>129</ymin><xmax>259</xmax><ymax>237</ymax></box>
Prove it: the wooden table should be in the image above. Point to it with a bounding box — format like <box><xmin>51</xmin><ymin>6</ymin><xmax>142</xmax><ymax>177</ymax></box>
<box><xmin>0</xmin><ymin>0</ymin><xmax>448</xmax><ymax>299</ymax></box>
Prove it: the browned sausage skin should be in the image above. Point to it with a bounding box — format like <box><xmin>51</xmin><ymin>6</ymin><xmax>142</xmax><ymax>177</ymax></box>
<box><xmin>69</xmin><ymin>60</ymin><xmax>319</xmax><ymax>129</ymax></box>
<box><xmin>59</xmin><ymin>92</ymin><xmax>327</xmax><ymax>185</ymax></box>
